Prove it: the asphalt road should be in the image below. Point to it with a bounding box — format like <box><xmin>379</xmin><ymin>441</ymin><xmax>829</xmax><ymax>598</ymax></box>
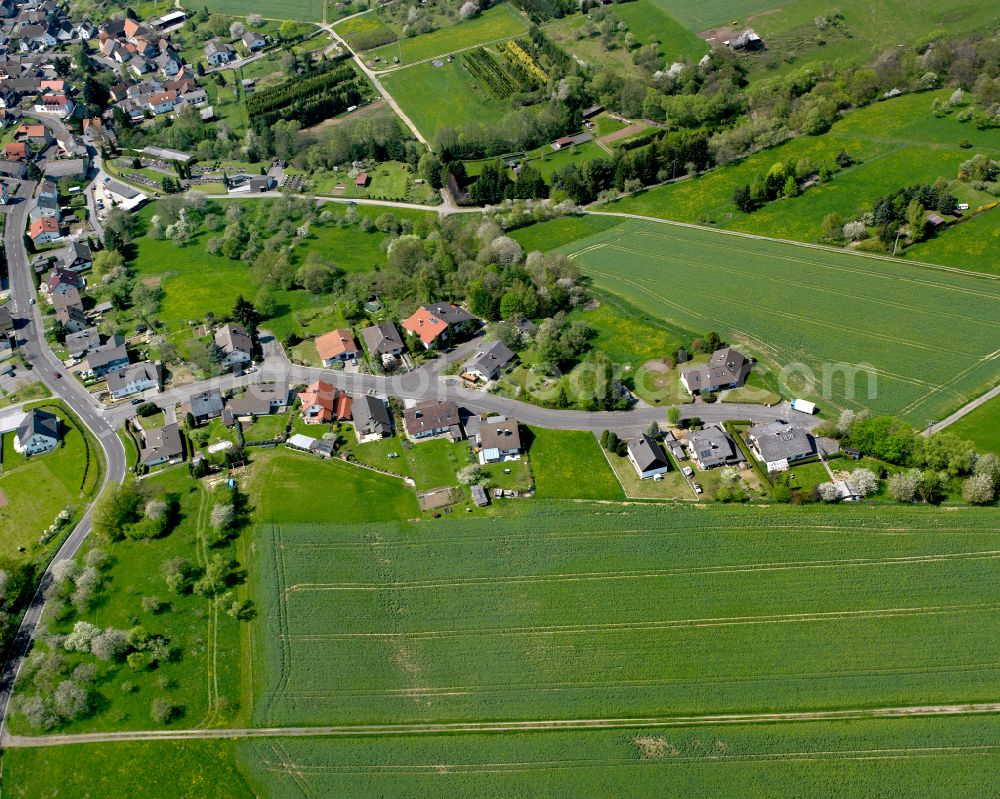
<box><xmin>0</xmin><ymin>171</ymin><xmax>127</xmax><ymax>736</ymax></box>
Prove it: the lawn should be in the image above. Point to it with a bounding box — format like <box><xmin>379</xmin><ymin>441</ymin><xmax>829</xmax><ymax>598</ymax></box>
<box><xmin>3</xmin><ymin>740</ymin><xmax>255</xmax><ymax>799</ymax></box>
<box><xmin>252</xmin><ymin>501</ymin><xmax>1000</xmax><ymax>729</ymax></box>
<box><xmin>368</xmin><ymin>3</ymin><xmax>528</xmax><ymax>65</ymax></box>
<box><xmin>509</xmin><ymin>213</ymin><xmax>623</xmax><ymax>253</ymax></box>
<box><xmin>242</xmin><ymin>413</ymin><xmax>289</xmax><ymax>442</ymax></box>
<box><xmin>0</xmin><ymin>402</ymin><xmax>102</xmax><ymax>561</ymax></box>
<box><xmin>380</xmin><ymin>58</ymin><xmax>512</xmax><ymax>143</ymax></box>
<box><xmin>647</xmin><ymin>0</ymin><xmax>781</xmax><ymax>31</ymax></box>
<box><xmin>905</xmin><ymin>208</ymin><xmax>1000</xmax><ymax>277</ymax></box>
<box><xmin>197</xmin><ymin>0</ymin><xmax>325</xmax><ymax>22</ymax></box>
<box><xmin>403</xmin><ymin>436</ymin><xmax>472</xmax><ymax>491</ymax></box>
<box><xmin>611</xmin><ymin>91</ymin><xmax>1000</xmax><ymax>255</ymax></box>
<box><xmin>0</xmin><ymin>380</ymin><xmax>49</xmax><ymax>408</ymax></box>
<box><xmin>946</xmin><ymin>394</ymin><xmax>1000</xmax><ymax>457</ymax></box>
<box><xmin>604</xmin><ymin>446</ymin><xmax>693</xmax><ymax>499</ymax></box>
<box><xmin>247</xmin><ymin>448</ymin><xmax>419</xmax><ymax>523</ymax></box>
<box><xmin>527</xmin><ymin>427</ymin><xmax>623</xmax><ymax>500</ymax></box>
<box><xmin>7</xmin><ymin>468</ymin><xmax>245</xmax><ymax>735</ymax></box>
<box><xmin>554</xmin><ymin>218</ymin><xmax>1000</xmax><ymax>423</ymax></box>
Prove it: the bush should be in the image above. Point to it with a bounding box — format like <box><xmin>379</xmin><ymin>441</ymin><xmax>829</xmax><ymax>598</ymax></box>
<box><xmin>135</xmin><ymin>402</ymin><xmax>159</xmax><ymax>417</ymax></box>
<box><xmin>150</xmin><ymin>698</ymin><xmax>181</xmax><ymax>724</ymax></box>
<box><xmin>963</xmin><ymin>473</ymin><xmax>996</xmax><ymax>505</ymax></box>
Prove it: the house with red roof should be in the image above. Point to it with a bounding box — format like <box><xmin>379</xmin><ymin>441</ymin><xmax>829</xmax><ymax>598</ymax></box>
<box><xmin>401</xmin><ymin>303</ymin><xmax>476</xmax><ymax>349</ymax></box>
<box><xmin>4</xmin><ymin>141</ymin><xmax>28</xmax><ymax>160</ymax></box>
<box><xmin>315</xmin><ymin>329</ymin><xmax>360</xmax><ymax>366</ymax></box>
<box><xmin>297</xmin><ymin>380</ymin><xmax>352</xmax><ymax>424</ymax></box>
<box><xmin>33</xmin><ymin>93</ymin><xmax>74</xmax><ymax>118</ymax></box>
<box><xmin>30</xmin><ymin>216</ymin><xmax>61</xmax><ymax>244</ymax></box>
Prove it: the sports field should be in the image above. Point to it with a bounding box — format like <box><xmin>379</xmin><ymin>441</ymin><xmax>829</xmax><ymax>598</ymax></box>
<box><xmin>253</xmin><ymin>502</ymin><xmax>1000</xmax><ymax>728</ymax></box>
<box><xmin>198</xmin><ymin>0</ymin><xmax>324</xmax><ymax>21</ymax></box>
<box><xmin>554</xmin><ymin>217</ymin><xmax>1000</xmax><ymax>422</ymax></box>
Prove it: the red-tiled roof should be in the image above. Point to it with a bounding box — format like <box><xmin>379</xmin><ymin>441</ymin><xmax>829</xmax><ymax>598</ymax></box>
<box><xmin>401</xmin><ymin>306</ymin><xmax>448</xmax><ymax>346</ymax></box>
<box><xmin>315</xmin><ymin>329</ymin><xmax>359</xmax><ymax>362</ymax></box>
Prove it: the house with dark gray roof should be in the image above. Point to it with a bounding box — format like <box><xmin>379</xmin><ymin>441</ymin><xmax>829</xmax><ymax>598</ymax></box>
<box><xmin>214</xmin><ymin>323</ymin><xmax>253</xmax><ymax>371</ymax></box>
<box><xmin>627</xmin><ymin>433</ymin><xmax>670</xmax><ymax>479</ymax></box>
<box><xmin>15</xmin><ymin>408</ymin><xmax>59</xmax><ymax>455</ymax></box>
<box><xmin>686</xmin><ymin>426</ymin><xmax>742</xmax><ymax>470</ymax></box>
<box><xmin>85</xmin><ymin>335</ymin><xmax>128</xmax><ymax>376</ymax></box>
<box><xmin>462</xmin><ymin>340</ymin><xmax>516</xmax><ymax>382</ymax></box>
<box><xmin>66</xmin><ymin>326</ymin><xmax>101</xmax><ymax>358</ymax></box>
<box><xmin>352</xmin><ymin>395</ymin><xmax>392</xmax><ymax>441</ymax></box>
<box><xmin>680</xmin><ymin>347</ymin><xmax>748</xmax><ymax>396</ymax></box>
<box><xmin>227</xmin><ymin>381</ymin><xmax>289</xmax><ymax>417</ymax></box>
<box><xmin>107</xmin><ymin>360</ymin><xmax>160</xmax><ymax>398</ymax></box>
<box><xmin>140</xmin><ymin>422</ymin><xmax>184</xmax><ymax>466</ymax></box>
<box><xmin>187</xmin><ymin>389</ymin><xmax>224</xmax><ymax>422</ymax></box>
<box><xmin>403</xmin><ymin>400</ymin><xmax>462</xmax><ymax>441</ymax></box>
<box><xmin>477</xmin><ymin>417</ymin><xmax>521</xmax><ymax>464</ymax></box>
<box><xmin>748</xmin><ymin>420</ymin><xmax>816</xmax><ymax>472</ymax></box>
<box><xmin>361</xmin><ymin>322</ymin><xmax>405</xmax><ymax>360</ymax></box>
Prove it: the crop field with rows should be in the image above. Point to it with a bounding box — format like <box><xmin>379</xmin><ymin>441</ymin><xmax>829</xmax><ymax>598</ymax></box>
<box><xmin>253</xmin><ymin>502</ymin><xmax>1000</xmax><ymax>728</ymax></box>
<box><xmin>237</xmin><ymin>714</ymin><xmax>1000</xmax><ymax>797</ymax></box>
<box><xmin>554</xmin><ymin>218</ymin><xmax>1000</xmax><ymax>422</ymax></box>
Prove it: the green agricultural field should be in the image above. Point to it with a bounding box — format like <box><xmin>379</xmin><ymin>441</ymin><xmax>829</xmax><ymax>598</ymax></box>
<box><xmin>334</xmin><ymin>11</ymin><xmax>395</xmax><ymax>48</ymax></box>
<box><xmin>648</xmin><ymin>0</ymin><xmax>780</xmax><ymax>31</ymax></box>
<box><xmin>553</xmin><ymin>217</ymin><xmax>1000</xmax><ymax>423</ymax></box>
<box><xmin>509</xmin><ymin>213</ymin><xmax>623</xmax><ymax>252</ymax></box>
<box><xmin>368</xmin><ymin>3</ymin><xmax>528</xmax><ymax>65</ymax></box>
<box><xmin>380</xmin><ymin>58</ymin><xmax>511</xmax><ymax>142</ymax></box>
<box><xmin>198</xmin><ymin>0</ymin><xmax>325</xmax><ymax>22</ymax></box>
<box><xmin>611</xmin><ymin>91</ymin><xmax>1000</xmax><ymax>257</ymax></box>
<box><xmin>946</xmin><ymin>394</ymin><xmax>1000</xmax><ymax>457</ymax></box>
<box><xmin>236</xmin><ymin>715</ymin><xmax>1000</xmax><ymax>797</ymax></box>
<box><xmin>0</xmin><ymin>403</ymin><xmax>101</xmax><ymax>560</ymax></box>
<box><xmin>252</xmin><ymin>501</ymin><xmax>1000</xmax><ymax>729</ymax></box>
<box><xmin>3</xmin><ymin>741</ymin><xmax>255</xmax><ymax>799</ymax></box>
<box><xmin>905</xmin><ymin>209</ymin><xmax>1000</xmax><ymax>277</ymax></box>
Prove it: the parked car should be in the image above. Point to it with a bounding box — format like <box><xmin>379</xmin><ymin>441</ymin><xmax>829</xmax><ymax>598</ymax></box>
<box><xmin>130</xmin><ymin>398</ymin><xmax>143</xmax><ymax>405</ymax></box>
<box><xmin>693</xmin><ymin>483</ymin><xmax>703</xmax><ymax>494</ymax></box>
<box><xmin>682</xmin><ymin>467</ymin><xmax>694</xmax><ymax>477</ymax></box>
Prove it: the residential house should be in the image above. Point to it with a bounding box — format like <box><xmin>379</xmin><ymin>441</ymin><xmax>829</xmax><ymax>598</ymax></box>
<box><xmin>3</xmin><ymin>141</ymin><xmax>29</xmax><ymax>161</ymax></box>
<box><xmin>680</xmin><ymin>347</ymin><xmax>748</xmax><ymax>396</ymax></box>
<box><xmin>477</xmin><ymin>416</ymin><xmax>521</xmax><ymax>464</ymax></box>
<box><xmin>227</xmin><ymin>381</ymin><xmax>289</xmax><ymax>417</ymax></box>
<box><xmin>55</xmin><ymin>301</ymin><xmax>86</xmax><ymax>333</ymax></box>
<box><xmin>14</xmin><ymin>123</ymin><xmax>51</xmax><ymax>147</ymax></box>
<box><xmin>241</xmin><ymin>30</ymin><xmax>266</xmax><ymax>51</ymax></box>
<box><xmin>214</xmin><ymin>323</ymin><xmax>253</xmax><ymax>371</ymax></box>
<box><xmin>29</xmin><ymin>192</ymin><xmax>60</xmax><ymax>221</ymax></box>
<box><xmin>204</xmin><ymin>39</ymin><xmax>235</xmax><ymax>66</ymax></box>
<box><xmin>352</xmin><ymin>394</ymin><xmax>392</xmax><ymax>440</ymax></box>
<box><xmin>15</xmin><ymin>408</ymin><xmax>59</xmax><ymax>455</ymax></box>
<box><xmin>627</xmin><ymin>432</ymin><xmax>670</xmax><ymax>479</ymax></box>
<box><xmin>65</xmin><ymin>326</ymin><xmax>100</xmax><ymax>358</ymax></box>
<box><xmin>59</xmin><ymin>240</ymin><xmax>92</xmax><ymax>272</ymax></box>
<box><xmin>33</xmin><ymin>92</ymin><xmax>73</xmax><ymax>117</ymax></box>
<box><xmin>361</xmin><ymin>321</ymin><xmax>405</xmax><ymax>363</ymax></box>
<box><xmin>85</xmin><ymin>335</ymin><xmax>129</xmax><ymax>376</ymax></box>
<box><xmin>747</xmin><ymin>420</ymin><xmax>817</xmax><ymax>472</ymax></box>
<box><xmin>462</xmin><ymin>340</ymin><xmax>516</xmax><ymax>382</ymax></box>
<box><xmin>315</xmin><ymin>328</ymin><xmax>360</xmax><ymax>366</ymax></box>
<box><xmin>45</xmin><ymin>266</ymin><xmax>82</xmax><ymax>298</ymax></box>
<box><xmin>297</xmin><ymin>379</ymin><xmax>352</xmax><ymax>424</ymax></box>
<box><xmin>187</xmin><ymin>389</ymin><xmax>224</xmax><ymax>423</ymax></box>
<box><xmin>401</xmin><ymin>303</ymin><xmax>476</xmax><ymax>349</ymax></box>
<box><xmin>403</xmin><ymin>400</ymin><xmax>461</xmax><ymax>441</ymax></box>
<box><xmin>686</xmin><ymin>426</ymin><xmax>742</xmax><ymax>470</ymax></box>
<box><xmin>31</xmin><ymin>216</ymin><xmax>61</xmax><ymax>244</ymax></box>
<box><xmin>147</xmin><ymin>89</ymin><xmax>179</xmax><ymax>115</ymax></box>
<box><xmin>0</xmin><ymin>160</ymin><xmax>27</xmax><ymax>179</ymax></box>
<box><xmin>106</xmin><ymin>360</ymin><xmax>160</xmax><ymax>398</ymax></box>
<box><xmin>139</xmin><ymin>422</ymin><xmax>184</xmax><ymax>466</ymax></box>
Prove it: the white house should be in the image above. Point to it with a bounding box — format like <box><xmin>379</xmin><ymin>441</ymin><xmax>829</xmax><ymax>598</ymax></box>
<box><xmin>14</xmin><ymin>409</ymin><xmax>59</xmax><ymax>455</ymax></box>
<box><xmin>214</xmin><ymin>323</ymin><xmax>253</xmax><ymax>371</ymax></box>
<box><xmin>106</xmin><ymin>361</ymin><xmax>160</xmax><ymax>399</ymax></box>
<box><xmin>626</xmin><ymin>433</ymin><xmax>670</xmax><ymax>479</ymax></box>
<box><xmin>204</xmin><ymin>39</ymin><xmax>235</xmax><ymax>66</ymax></box>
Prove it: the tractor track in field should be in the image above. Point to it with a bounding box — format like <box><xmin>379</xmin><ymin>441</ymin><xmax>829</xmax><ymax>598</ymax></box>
<box><xmin>8</xmin><ymin>703</ymin><xmax>1000</xmax><ymax>748</ymax></box>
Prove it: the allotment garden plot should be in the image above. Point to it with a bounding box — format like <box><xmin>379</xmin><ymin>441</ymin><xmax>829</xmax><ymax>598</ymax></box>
<box><xmin>557</xmin><ymin>219</ymin><xmax>1000</xmax><ymax>423</ymax></box>
<box><xmin>254</xmin><ymin>502</ymin><xmax>1000</xmax><ymax>727</ymax></box>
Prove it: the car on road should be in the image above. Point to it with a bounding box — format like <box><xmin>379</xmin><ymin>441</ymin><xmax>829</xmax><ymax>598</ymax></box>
<box><xmin>245</xmin><ymin>366</ymin><xmax>257</xmax><ymax>374</ymax></box>
<box><xmin>131</xmin><ymin>398</ymin><xmax>143</xmax><ymax>405</ymax></box>
<box><xmin>28</xmin><ymin>298</ymin><xmax>35</xmax><ymax>305</ymax></box>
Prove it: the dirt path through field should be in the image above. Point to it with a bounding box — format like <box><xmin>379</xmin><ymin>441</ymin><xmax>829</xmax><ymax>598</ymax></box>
<box><xmin>7</xmin><ymin>703</ymin><xmax>1000</xmax><ymax>748</ymax></box>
